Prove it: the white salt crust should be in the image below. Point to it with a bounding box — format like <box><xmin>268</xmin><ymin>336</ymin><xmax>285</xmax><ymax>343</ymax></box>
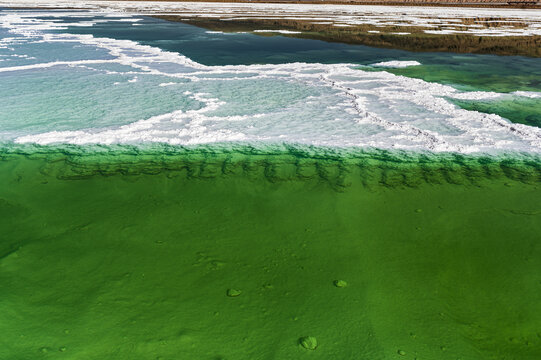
<box><xmin>1</xmin><ymin>0</ymin><xmax>540</xmax><ymax>37</ymax></box>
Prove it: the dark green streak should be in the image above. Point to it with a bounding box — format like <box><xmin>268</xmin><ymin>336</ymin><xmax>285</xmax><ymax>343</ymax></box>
<box><xmin>449</xmin><ymin>97</ymin><xmax>541</xmax><ymax>128</ymax></box>
<box><xmin>1</xmin><ymin>146</ymin><xmax>540</xmax><ymax>359</ymax></box>
<box><xmin>386</xmin><ymin>62</ymin><xmax>541</xmax><ymax>93</ymax></box>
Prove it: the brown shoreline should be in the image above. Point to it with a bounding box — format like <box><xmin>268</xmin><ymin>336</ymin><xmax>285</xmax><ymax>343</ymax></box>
<box><xmin>156</xmin><ymin>15</ymin><xmax>541</xmax><ymax>57</ymax></box>
<box><xmin>120</xmin><ymin>0</ymin><xmax>541</xmax><ymax>10</ymax></box>
<box><xmin>7</xmin><ymin>2</ymin><xmax>540</xmax><ymax>56</ymax></box>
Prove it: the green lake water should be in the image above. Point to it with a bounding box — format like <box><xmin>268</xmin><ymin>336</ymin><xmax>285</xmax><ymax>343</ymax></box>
<box><xmin>1</xmin><ymin>147</ymin><xmax>540</xmax><ymax>359</ymax></box>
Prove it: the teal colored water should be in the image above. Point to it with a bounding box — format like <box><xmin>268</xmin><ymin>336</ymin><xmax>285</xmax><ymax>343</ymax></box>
<box><xmin>0</xmin><ymin>66</ymin><xmax>200</xmax><ymax>137</ymax></box>
<box><xmin>59</xmin><ymin>14</ymin><xmax>541</xmax><ymax>94</ymax></box>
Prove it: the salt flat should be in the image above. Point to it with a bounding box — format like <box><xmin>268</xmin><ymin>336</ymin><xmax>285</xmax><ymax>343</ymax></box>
<box><xmin>3</xmin><ymin>0</ymin><xmax>541</xmax><ymax>36</ymax></box>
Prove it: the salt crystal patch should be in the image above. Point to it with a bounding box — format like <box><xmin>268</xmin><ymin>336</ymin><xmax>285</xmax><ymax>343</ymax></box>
<box><xmin>253</xmin><ymin>29</ymin><xmax>302</xmax><ymax>34</ymax></box>
<box><xmin>370</xmin><ymin>61</ymin><xmax>422</xmax><ymax>68</ymax></box>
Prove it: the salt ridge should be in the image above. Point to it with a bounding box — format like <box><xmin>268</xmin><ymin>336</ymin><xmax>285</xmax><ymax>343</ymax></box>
<box><xmin>370</xmin><ymin>61</ymin><xmax>422</xmax><ymax>68</ymax></box>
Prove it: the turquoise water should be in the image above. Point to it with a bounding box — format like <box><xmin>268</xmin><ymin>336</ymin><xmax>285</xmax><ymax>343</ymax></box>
<box><xmin>59</xmin><ymin>14</ymin><xmax>541</xmax><ymax>94</ymax></box>
<box><xmin>58</xmin><ymin>12</ymin><xmax>541</xmax><ymax>126</ymax></box>
<box><xmin>1</xmin><ymin>66</ymin><xmax>200</xmax><ymax>136</ymax></box>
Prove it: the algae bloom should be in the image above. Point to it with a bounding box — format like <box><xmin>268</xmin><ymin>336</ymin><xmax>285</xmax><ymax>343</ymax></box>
<box><xmin>299</xmin><ymin>336</ymin><xmax>318</xmax><ymax>350</ymax></box>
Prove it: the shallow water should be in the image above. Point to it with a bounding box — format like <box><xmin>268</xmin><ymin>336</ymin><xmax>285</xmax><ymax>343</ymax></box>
<box><xmin>61</xmin><ymin>14</ymin><xmax>541</xmax><ymax>94</ymax></box>
<box><xmin>0</xmin><ymin>8</ymin><xmax>540</xmax><ymax>360</ymax></box>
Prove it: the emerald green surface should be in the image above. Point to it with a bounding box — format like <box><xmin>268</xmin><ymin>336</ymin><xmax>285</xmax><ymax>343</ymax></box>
<box><xmin>449</xmin><ymin>97</ymin><xmax>541</xmax><ymax>128</ymax></box>
<box><xmin>1</xmin><ymin>146</ymin><xmax>540</xmax><ymax>359</ymax></box>
<box><xmin>385</xmin><ymin>62</ymin><xmax>541</xmax><ymax>93</ymax></box>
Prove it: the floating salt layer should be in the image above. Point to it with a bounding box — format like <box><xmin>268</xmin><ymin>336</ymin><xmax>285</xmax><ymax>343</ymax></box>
<box><xmin>370</xmin><ymin>60</ymin><xmax>422</xmax><ymax>68</ymax></box>
<box><xmin>253</xmin><ymin>29</ymin><xmax>302</xmax><ymax>34</ymax></box>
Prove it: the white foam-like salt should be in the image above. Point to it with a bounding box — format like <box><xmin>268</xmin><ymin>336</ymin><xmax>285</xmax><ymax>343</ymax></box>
<box><xmin>0</xmin><ymin>59</ymin><xmax>118</xmax><ymax>72</ymax></box>
<box><xmin>370</xmin><ymin>61</ymin><xmax>422</xmax><ymax>68</ymax></box>
<box><xmin>513</xmin><ymin>91</ymin><xmax>541</xmax><ymax>99</ymax></box>
<box><xmin>253</xmin><ymin>29</ymin><xmax>302</xmax><ymax>34</ymax></box>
